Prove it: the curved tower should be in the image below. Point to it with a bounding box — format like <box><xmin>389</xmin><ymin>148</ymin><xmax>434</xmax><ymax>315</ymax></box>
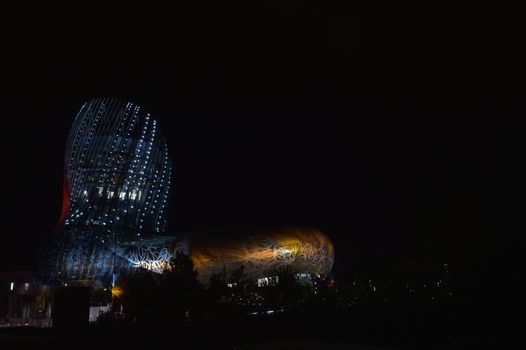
<box><xmin>42</xmin><ymin>98</ymin><xmax>173</xmax><ymax>283</ymax></box>
<box><xmin>61</xmin><ymin>98</ymin><xmax>171</xmax><ymax>234</ymax></box>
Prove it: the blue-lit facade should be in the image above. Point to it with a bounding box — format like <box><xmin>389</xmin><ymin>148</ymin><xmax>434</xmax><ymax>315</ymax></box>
<box><xmin>62</xmin><ymin>98</ymin><xmax>171</xmax><ymax>233</ymax></box>
<box><xmin>41</xmin><ymin>98</ymin><xmax>174</xmax><ymax>284</ymax></box>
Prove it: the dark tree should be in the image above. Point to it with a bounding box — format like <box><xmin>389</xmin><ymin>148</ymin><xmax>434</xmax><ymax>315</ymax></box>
<box><xmin>117</xmin><ymin>253</ymin><xmax>201</xmax><ymax>325</ymax></box>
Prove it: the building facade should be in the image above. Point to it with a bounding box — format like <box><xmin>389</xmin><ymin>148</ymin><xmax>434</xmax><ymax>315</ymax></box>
<box><xmin>41</xmin><ymin>98</ymin><xmax>173</xmax><ymax>284</ymax></box>
<box><xmin>40</xmin><ymin>98</ymin><xmax>334</xmax><ymax>288</ymax></box>
<box><xmin>191</xmin><ymin>226</ymin><xmax>334</xmax><ymax>285</ymax></box>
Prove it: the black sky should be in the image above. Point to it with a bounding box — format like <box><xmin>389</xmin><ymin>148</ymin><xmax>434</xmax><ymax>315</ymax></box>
<box><xmin>0</xmin><ymin>2</ymin><xmax>495</xmax><ymax>280</ymax></box>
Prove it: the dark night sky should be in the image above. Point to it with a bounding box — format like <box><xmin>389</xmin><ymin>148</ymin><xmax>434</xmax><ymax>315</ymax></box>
<box><xmin>0</xmin><ymin>2</ymin><xmax>495</xmax><ymax>280</ymax></box>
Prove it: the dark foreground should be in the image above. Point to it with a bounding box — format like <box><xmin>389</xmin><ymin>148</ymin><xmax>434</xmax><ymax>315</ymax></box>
<box><xmin>0</xmin><ymin>327</ymin><xmax>478</xmax><ymax>350</ymax></box>
<box><xmin>0</xmin><ymin>305</ymin><xmax>487</xmax><ymax>350</ymax></box>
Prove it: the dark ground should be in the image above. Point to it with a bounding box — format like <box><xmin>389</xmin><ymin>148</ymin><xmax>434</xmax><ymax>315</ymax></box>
<box><xmin>0</xmin><ymin>298</ymin><xmax>488</xmax><ymax>350</ymax></box>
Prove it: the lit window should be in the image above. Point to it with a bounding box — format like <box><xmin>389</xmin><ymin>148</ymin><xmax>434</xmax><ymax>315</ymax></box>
<box><xmin>257</xmin><ymin>276</ymin><xmax>279</xmax><ymax>287</ymax></box>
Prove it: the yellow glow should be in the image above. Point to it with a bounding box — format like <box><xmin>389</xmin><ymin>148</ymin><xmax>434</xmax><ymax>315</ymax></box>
<box><xmin>191</xmin><ymin>252</ymin><xmax>211</xmax><ymax>271</ymax></box>
<box><xmin>111</xmin><ymin>286</ymin><xmax>123</xmax><ymax>298</ymax></box>
<box><xmin>190</xmin><ymin>227</ymin><xmax>335</xmax><ymax>284</ymax></box>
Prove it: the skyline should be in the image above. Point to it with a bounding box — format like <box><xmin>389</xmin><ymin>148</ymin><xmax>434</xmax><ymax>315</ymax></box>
<box><xmin>0</xmin><ymin>2</ymin><xmax>494</xmax><ymax>282</ymax></box>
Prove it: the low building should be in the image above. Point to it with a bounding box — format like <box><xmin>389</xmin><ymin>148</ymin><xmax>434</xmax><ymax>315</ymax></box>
<box><xmin>0</xmin><ymin>272</ymin><xmax>55</xmax><ymax>327</ymax></box>
<box><xmin>190</xmin><ymin>226</ymin><xmax>334</xmax><ymax>285</ymax></box>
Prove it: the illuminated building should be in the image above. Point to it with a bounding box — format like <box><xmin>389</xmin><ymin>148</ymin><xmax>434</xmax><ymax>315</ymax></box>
<box><xmin>41</xmin><ymin>98</ymin><xmax>173</xmax><ymax>283</ymax></box>
<box><xmin>190</xmin><ymin>226</ymin><xmax>334</xmax><ymax>285</ymax></box>
<box><xmin>40</xmin><ymin>98</ymin><xmax>334</xmax><ymax>287</ymax></box>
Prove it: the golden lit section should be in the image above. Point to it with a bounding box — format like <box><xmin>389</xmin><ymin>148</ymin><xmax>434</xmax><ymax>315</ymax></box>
<box><xmin>191</xmin><ymin>251</ymin><xmax>211</xmax><ymax>272</ymax></box>
<box><xmin>189</xmin><ymin>226</ymin><xmax>334</xmax><ymax>284</ymax></box>
<box><xmin>111</xmin><ymin>285</ymin><xmax>123</xmax><ymax>298</ymax></box>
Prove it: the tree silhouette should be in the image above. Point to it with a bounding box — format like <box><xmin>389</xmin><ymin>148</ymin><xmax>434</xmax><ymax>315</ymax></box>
<box><xmin>116</xmin><ymin>252</ymin><xmax>201</xmax><ymax>325</ymax></box>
